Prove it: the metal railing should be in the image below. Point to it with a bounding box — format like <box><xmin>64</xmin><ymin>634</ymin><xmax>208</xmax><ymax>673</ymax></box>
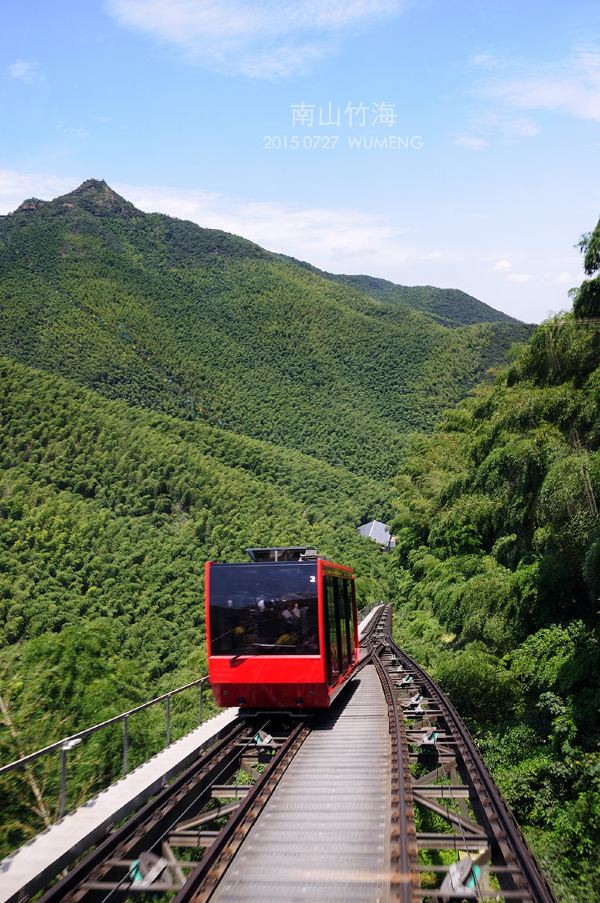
<box><xmin>0</xmin><ymin>675</ymin><xmax>211</xmax><ymax>820</ymax></box>
<box><xmin>357</xmin><ymin>600</ymin><xmax>382</xmax><ymax>624</ymax></box>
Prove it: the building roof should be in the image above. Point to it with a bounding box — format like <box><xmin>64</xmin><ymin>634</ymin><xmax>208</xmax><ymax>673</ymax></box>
<box><xmin>357</xmin><ymin>520</ymin><xmax>395</xmax><ymax>547</ymax></box>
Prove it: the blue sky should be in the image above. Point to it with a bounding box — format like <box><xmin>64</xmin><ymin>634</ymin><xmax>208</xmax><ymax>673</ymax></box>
<box><xmin>1</xmin><ymin>1</ymin><xmax>599</xmax><ymax>321</ymax></box>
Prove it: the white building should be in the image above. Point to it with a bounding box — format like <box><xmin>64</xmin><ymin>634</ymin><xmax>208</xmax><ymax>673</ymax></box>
<box><xmin>357</xmin><ymin>520</ymin><xmax>395</xmax><ymax>550</ymax></box>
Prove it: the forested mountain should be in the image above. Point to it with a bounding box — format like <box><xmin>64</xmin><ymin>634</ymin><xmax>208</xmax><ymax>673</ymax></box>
<box><xmin>0</xmin><ymin>179</ymin><xmax>530</xmax><ymax>478</ymax></box>
<box><xmin>284</xmin><ymin>260</ymin><xmax>524</xmax><ymax>328</ymax></box>
<box><xmin>389</xmin><ymin>305</ymin><xmax>600</xmax><ymax>900</ymax></box>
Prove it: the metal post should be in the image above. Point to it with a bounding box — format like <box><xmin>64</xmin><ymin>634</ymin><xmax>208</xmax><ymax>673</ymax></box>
<box><xmin>122</xmin><ymin>716</ymin><xmax>129</xmax><ymax>775</ymax></box>
<box><xmin>58</xmin><ymin>739</ymin><xmax>82</xmax><ymax>820</ymax></box>
<box><xmin>199</xmin><ymin>681</ymin><xmax>204</xmax><ymax>725</ymax></box>
<box><xmin>58</xmin><ymin>746</ymin><xmax>67</xmax><ymax>820</ymax></box>
<box><xmin>166</xmin><ymin>695</ymin><xmax>171</xmax><ymax>747</ymax></box>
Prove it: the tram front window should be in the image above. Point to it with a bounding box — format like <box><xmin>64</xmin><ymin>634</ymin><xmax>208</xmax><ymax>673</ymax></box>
<box><xmin>209</xmin><ymin>563</ymin><xmax>319</xmax><ymax>655</ymax></box>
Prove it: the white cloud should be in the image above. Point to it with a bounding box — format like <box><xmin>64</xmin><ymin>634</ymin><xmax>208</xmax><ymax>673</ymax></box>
<box><xmin>506</xmin><ymin>272</ymin><xmax>533</xmax><ymax>283</ymax></box>
<box><xmin>59</xmin><ymin>127</ymin><xmax>90</xmax><ymax>141</ymax></box>
<box><xmin>121</xmin><ymin>181</ymin><xmax>414</xmax><ymax>264</ymax></box>
<box><xmin>453</xmin><ymin>135</ymin><xmax>487</xmax><ymax>151</ymax></box>
<box><xmin>480</xmin><ymin>47</ymin><xmax>600</xmax><ymax>122</ymax></box>
<box><xmin>494</xmin><ymin>259</ymin><xmax>512</xmax><ymax>271</ymax></box>
<box><xmin>556</xmin><ymin>271</ymin><xmax>573</xmax><ymax>284</ymax></box>
<box><xmin>418</xmin><ymin>249</ymin><xmax>463</xmax><ymax>263</ymax></box>
<box><xmin>507</xmin><ymin>117</ymin><xmax>540</xmax><ymax>137</ymax></box>
<box><xmin>455</xmin><ymin>112</ymin><xmax>540</xmax><ymax>148</ymax></box>
<box><xmin>106</xmin><ymin>0</ymin><xmax>406</xmax><ymax>77</ymax></box>
<box><xmin>0</xmin><ymin>170</ymin><xmax>74</xmax><ymax>209</ymax></box>
<box><xmin>468</xmin><ymin>53</ymin><xmax>501</xmax><ymax>70</ymax></box>
<box><xmin>8</xmin><ymin>59</ymin><xmax>38</xmax><ymax>83</ymax></box>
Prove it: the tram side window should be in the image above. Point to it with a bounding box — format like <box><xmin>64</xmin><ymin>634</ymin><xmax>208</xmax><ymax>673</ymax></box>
<box><xmin>350</xmin><ymin>578</ymin><xmax>358</xmax><ymax>643</ymax></box>
<box><xmin>332</xmin><ymin>577</ymin><xmax>348</xmax><ymax>672</ymax></box>
<box><xmin>324</xmin><ymin>576</ymin><xmax>341</xmax><ymax>684</ymax></box>
<box><xmin>334</xmin><ymin>577</ymin><xmax>346</xmax><ymax>672</ymax></box>
<box><xmin>341</xmin><ymin>578</ymin><xmax>353</xmax><ymax>664</ymax></box>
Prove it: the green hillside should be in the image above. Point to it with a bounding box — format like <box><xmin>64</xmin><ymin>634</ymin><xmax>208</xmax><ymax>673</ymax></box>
<box><xmin>389</xmin><ymin>311</ymin><xmax>600</xmax><ymax>900</ymax></box>
<box><xmin>332</xmin><ymin>276</ymin><xmax>523</xmax><ymax>328</ymax></box>
<box><xmin>0</xmin><ymin>179</ymin><xmax>530</xmax><ymax>479</ymax></box>
<box><xmin>281</xmin><ymin>258</ymin><xmax>525</xmax><ymax>328</ymax></box>
<box><xmin>0</xmin><ymin>356</ymin><xmax>392</xmax><ymax>852</ymax></box>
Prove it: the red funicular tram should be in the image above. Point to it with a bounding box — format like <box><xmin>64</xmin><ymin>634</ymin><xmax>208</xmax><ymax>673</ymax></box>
<box><xmin>205</xmin><ymin>548</ymin><xmax>359</xmax><ymax>710</ymax></box>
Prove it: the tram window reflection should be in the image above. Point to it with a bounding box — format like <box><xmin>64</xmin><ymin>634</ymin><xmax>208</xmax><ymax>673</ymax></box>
<box><xmin>210</xmin><ymin>564</ymin><xmax>320</xmax><ymax>655</ymax></box>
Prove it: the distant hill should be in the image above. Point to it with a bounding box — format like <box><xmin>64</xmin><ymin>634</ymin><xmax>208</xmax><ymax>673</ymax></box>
<box><xmin>323</xmin><ymin>274</ymin><xmax>523</xmax><ymax>328</ymax></box>
<box><xmin>282</xmin><ymin>258</ymin><xmax>525</xmax><ymax>328</ymax></box>
<box><xmin>0</xmin><ymin>179</ymin><xmax>531</xmax><ymax>478</ymax></box>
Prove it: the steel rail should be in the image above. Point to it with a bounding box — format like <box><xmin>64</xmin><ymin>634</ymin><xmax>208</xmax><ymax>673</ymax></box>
<box><xmin>372</xmin><ymin>646</ymin><xmax>419</xmax><ymax>903</ymax></box>
<box><xmin>174</xmin><ymin>721</ymin><xmax>310</xmax><ymax>902</ymax></box>
<box><xmin>359</xmin><ymin>602</ymin><xmax>386</xmax><ymax>646</ymax></box>
<box><xmin>361</xmin><ymin>603</ymin><xmax>420</xmax><ymax>901</ymax></box>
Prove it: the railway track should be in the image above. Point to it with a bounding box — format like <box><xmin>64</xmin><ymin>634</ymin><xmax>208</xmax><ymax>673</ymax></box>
<box><xmin>35</xmin><ymin>604</ymin><xmax>556</xmax><ymax>903</ymax></box>
<box><xmin>368</xmin><ymin>606</ymin><xmax>557</xmax><ymax>902</ymax></box>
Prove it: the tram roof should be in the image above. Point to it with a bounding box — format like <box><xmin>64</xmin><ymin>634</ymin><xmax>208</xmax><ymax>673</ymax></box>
<box><xmin>245</xmin><ymin>547</ymin><xmax>318</xmax><ymax>562</ymax></box>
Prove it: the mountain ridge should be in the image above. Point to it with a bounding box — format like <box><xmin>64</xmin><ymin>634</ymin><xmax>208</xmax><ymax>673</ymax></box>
<box><xmin>6</xmin><ymin>179</ymin><xmax>525</xmax><ymax>329</ymax></box>
<box><xmin>279</xmin><ymin>255</ymin><xmax>524</xmax><ymax>328</ymax></box>
<box><xmin>0</xmin><ymin>180</ymin><xmax>532</xmax><ymax>478</ymax></box>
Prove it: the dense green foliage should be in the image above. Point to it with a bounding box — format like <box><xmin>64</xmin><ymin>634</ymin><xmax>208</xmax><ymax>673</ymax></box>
<box><xmin>293</xmin><ymin>264</ymin><xmax>526</xmax><ymax>328</ymax></box>
<box><xmin>389</xmin><ymin>313</ymin><xmax>600</xmax><ymax>901</ymax></box>
<box><xmin>0</xmin><ymin>357</ymin><xmax>391</xmax><ymax>852</ymax></box>
<box><xmin>0</xmin><ymin>180</ymin><xmax>529</xmax><ymax>479</ymax></box>
<box><xmin>573</xmin><ymin>217</ymin><xmax>600</xmax><ymax>318</ymax></box>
